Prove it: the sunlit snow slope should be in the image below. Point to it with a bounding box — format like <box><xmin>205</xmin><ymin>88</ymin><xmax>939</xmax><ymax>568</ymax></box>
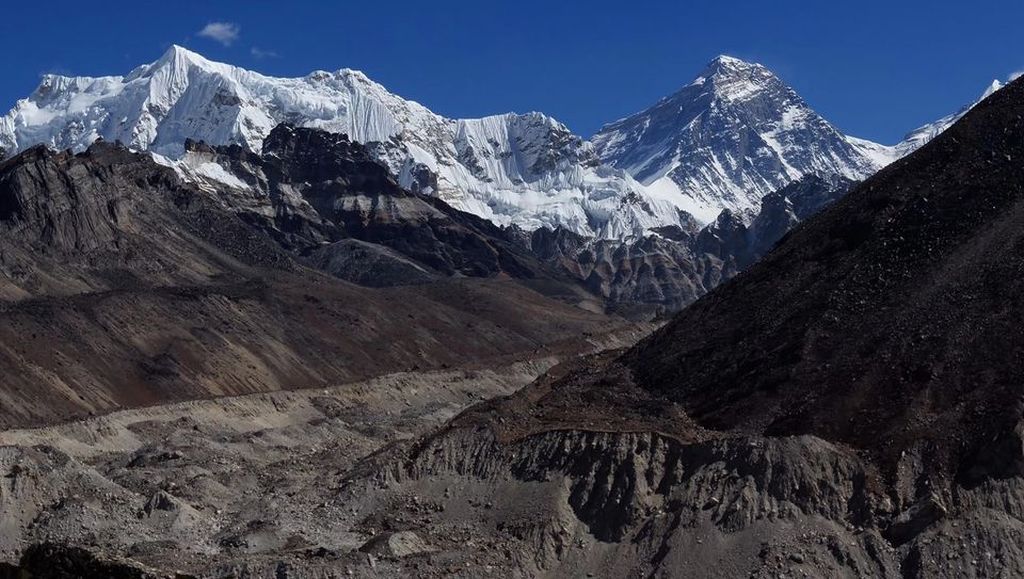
<box><xmin>592</xmin><ymin>56</ymin><xmax>900</xmax><ymax>222</ymax></box>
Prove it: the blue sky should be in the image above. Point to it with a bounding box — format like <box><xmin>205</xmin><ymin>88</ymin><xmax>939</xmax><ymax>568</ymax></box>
<box><xmin>1</xmin><ymin>0</ymin><xmax>1021</xmax><ymax>144</ymax></box>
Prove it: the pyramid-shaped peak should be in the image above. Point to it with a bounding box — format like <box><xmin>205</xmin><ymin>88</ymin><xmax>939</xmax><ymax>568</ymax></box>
<box><xmin>702</xmin><ymin>55</ymin><xmax>765</xmax><ymax>75</ymax></box>
<box><xmin>139</xmin><ymin>45</ymin><xmax>239</xmax><ymax>80</ymax></box>
<box><xmin>980</xmin><ymin>79</ymin><xmax>1004</xmax><ymax>101</ymax></box>
<box><xmin>155</xmin><ymin>45</ymin><xmax>209</xmax><ymax>66</ymax></box>
<box><xmin>683</xmin><ymin>55</ymin><xmax>777</xmax><ymax>95</ymax></box>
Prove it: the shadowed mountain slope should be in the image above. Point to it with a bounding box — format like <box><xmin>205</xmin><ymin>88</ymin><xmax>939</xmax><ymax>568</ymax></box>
<box><xmin>619</xmin><ymin>75</ymin><xmax>1024</xmax><ymax>480</ymax></box>
<box><xmin>0</xmin><ymin>142</ymin><xmax>628</xmax><ymax>429</ymax></box>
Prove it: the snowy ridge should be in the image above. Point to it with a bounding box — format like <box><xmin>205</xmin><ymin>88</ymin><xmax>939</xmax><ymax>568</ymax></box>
<box><xmin>0</xmin><ymin>46</ymin><xmax>679</xmax><ymax>239</ymax></box>
<box><xmin>895</xmin><ymin>79</ymin><xmax>1004</xmax><ymax>156</ymax></box>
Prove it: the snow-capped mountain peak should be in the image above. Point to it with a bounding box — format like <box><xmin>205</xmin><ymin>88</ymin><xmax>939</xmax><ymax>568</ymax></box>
<box><xmin>699</xmin><ymin>54</ymin><xmax>773</xmax><ymax>97</ymax></box>
<box><xmin>593</xmin><ymin>55</ymin><xmax>895</xmax><ymax>222</ymax></box>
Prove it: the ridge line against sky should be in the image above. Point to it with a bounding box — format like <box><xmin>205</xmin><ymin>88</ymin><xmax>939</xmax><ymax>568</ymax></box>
<box><xmin>1</xmin><ymin>0</ymin><xmax>1022</xmax><ymax>144</ymax></box>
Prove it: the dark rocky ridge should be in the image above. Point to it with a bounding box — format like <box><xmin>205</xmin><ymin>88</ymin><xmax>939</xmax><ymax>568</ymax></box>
<box><xmin>0</xmin><ymin>543</ymin><xmax>191</xmax><ymax>579</ymax></box>
<box><xmin>186</xmin><ymin>125</ymin><xmax>594</xmax><ymax>302</ymax></box>
<box><xmin>621</xmin><ymin>75</ymin><xmax>1024</xmax><ymax>480</ymax></box>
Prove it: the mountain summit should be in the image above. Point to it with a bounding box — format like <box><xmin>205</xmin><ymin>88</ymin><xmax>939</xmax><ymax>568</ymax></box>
<box><xmin>592</xmin><ymin>55</ymin><xmax>896</xmax><ymax>221</ymax></box>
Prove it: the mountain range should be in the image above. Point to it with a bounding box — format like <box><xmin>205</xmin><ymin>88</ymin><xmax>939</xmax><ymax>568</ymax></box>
<box><xmin>0</xmin><ymin>46</ymin><xmax>1001</xmax><ymax>238</ymax></box>
<box><xmin>3</xmin><ymin>39</ymin><xmax>1024</xmax><ymax>578</ymax></box>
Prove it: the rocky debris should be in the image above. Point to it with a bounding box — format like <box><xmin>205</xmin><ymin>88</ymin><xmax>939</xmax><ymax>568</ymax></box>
<box><xmin>128</xmin><ymin>450</ymin><xmax>184</xmax><ymax>469</ymax></box>
<box><xmin>3</xmin><ymin>543</ymin><xmax>195</xmax><ymax>579</ymax></box>
<box><xmin>142</xmin><ymin>491</ymin><xmax>182</xmax><ymax>517</ymax></box>
<box><xmin>329</xmin><ymin>422</ymin><xmax>901</xmax><ymax>577</ymax></box>
<box><xmin>0</xmin><ymin>333</ymin><xmax>644</xmax><ymax>578</ymax></box>
<box><xmin>885</xmin><ymin>494</ymin><xmax>947</xmax><ymax>545</ymax></box>
<box><xmin>358</xmin><ymin>531</ymin><xmax>434</xmax><ymax>558</ymax></box>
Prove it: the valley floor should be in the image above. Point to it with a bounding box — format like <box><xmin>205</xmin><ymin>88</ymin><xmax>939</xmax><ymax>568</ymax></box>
<box><xmin>0</xmin><ymin>326</ymin><xmax>645</xmax><ymax>578</ymax></box>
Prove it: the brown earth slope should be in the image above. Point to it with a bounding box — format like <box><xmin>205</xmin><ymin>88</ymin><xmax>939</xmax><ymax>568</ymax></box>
<box><xmin>0</xmin><ymin>142</ymin><xmax>628</xmax><ymax>429</ymax></box>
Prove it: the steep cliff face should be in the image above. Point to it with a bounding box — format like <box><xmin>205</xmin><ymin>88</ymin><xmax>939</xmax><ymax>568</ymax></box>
<box><xmin>0</xmin><ymin>141</ymin><xmax>293</xmax><ymax>300</ymax></box>
<box><xmin>334</xmin><ymin>415</ymin><xmax>898</xmax><ymax>577</ymax></box>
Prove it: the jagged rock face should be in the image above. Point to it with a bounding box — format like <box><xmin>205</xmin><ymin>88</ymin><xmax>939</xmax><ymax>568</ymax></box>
<box><xmin>743</xmin><ymin>174</ymin><xmax>855</xmax><ymax>262</ymax></box>
<box><xmin>529</xmin><ymin>175</ymin><xmax>853</xmax><ymax>318</ymax></box>
<box><xmin>454</xmin><ymin>112</ymin><xmax>600</xmax><ymax>183</ymax></box>
<box><xmin>593</xmin><ymin>56</ymin><xmax>893</xmax><ymax>222</ymax></box>
<box><xmin>350</xmin><ymin>422</ymin><xmax>899</xmax><ymax>577</ymax></box>
<box><xmin>0</xmin><ymin>46</ymin><xmax>684</xmax><ymax>239</ymax></box>
<box><xmin>187</xmin><ymin>124</ymin><xmax>583</xmax><ymax>285</ymax></box>
<box><xmin>353</xmin><ymin>378</ymin><xmax>1024</xmax><ymax>576</ymax></box>
<box><xmin>0</xmin><ymin>141</ymin><xmax>292</xmax><ymax>300</ymax></box>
